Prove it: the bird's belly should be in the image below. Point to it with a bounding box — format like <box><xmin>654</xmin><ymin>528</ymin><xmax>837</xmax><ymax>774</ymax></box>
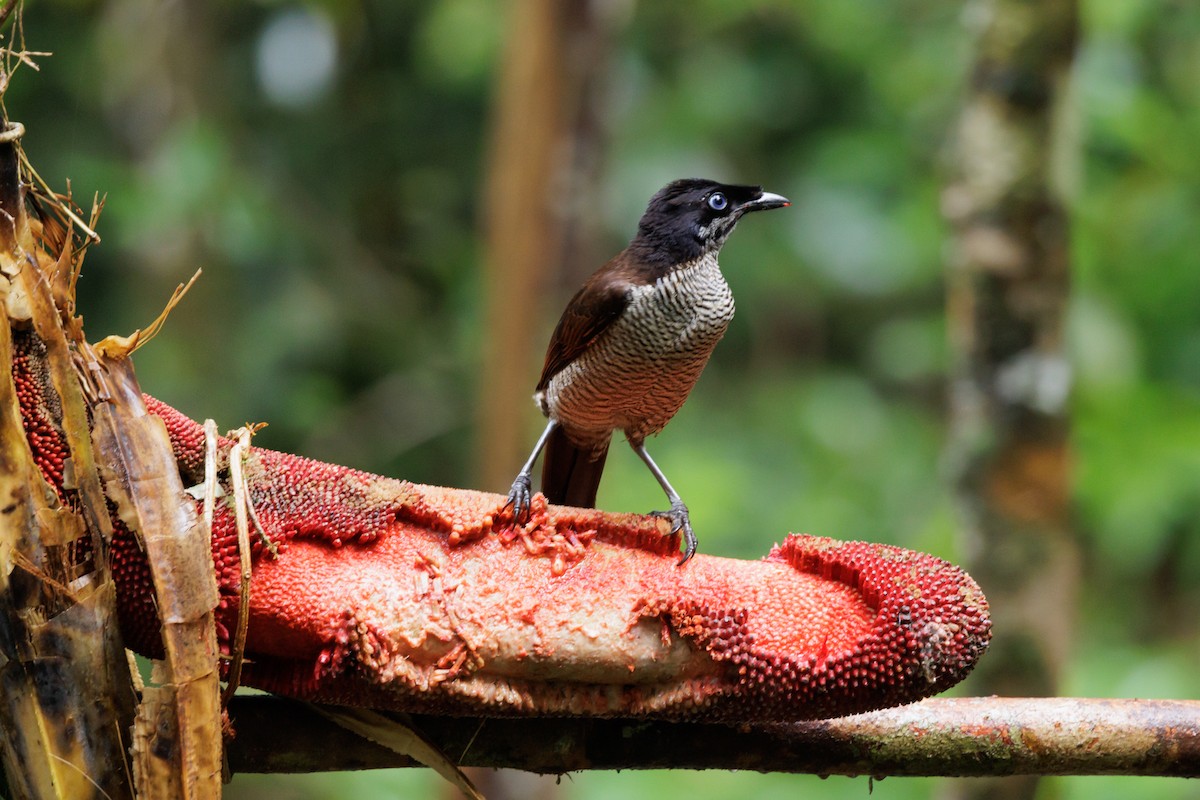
<box><xmin>542</xmin><ymin>261</ymin><xmax>734</xmax><ymax>445</ymax></box>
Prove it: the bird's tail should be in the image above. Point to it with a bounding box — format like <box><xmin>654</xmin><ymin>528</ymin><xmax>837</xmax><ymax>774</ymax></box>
<box><xmin>540</xmin><ymin>426</ymin><xmax>608</xmax><ymax>508</ymax></box>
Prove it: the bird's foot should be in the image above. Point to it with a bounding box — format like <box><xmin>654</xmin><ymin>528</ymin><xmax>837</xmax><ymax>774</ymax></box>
<box><xmin>504</xmin><ymin>472</ymin><xmax>534</xmax><ymax>524</ymax></box>
<box><xmin>650</xmin><ymin>499</ymin><xmax>697</xmax><ymax>565</ymax></box>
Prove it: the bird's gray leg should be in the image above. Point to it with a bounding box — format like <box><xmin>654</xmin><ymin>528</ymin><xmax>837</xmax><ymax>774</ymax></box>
<box><xmin>631</xmin><ymin>441</ymin><xmax>697</xmax><ymax>564</ymax></box>
<box><xmin>505</xmin><ymin>419</ymin><xmax>558</xmax><ymax>522</ymax></box>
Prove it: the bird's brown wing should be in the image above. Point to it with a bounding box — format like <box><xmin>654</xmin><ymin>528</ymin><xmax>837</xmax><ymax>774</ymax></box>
<box><xmin>536</xmin><ymin>263</ymin><xmax>635</xmax><ymax>391</ymax></box>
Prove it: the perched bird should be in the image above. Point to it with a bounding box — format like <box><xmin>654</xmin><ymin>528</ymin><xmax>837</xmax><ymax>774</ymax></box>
<box><xmin>506</xmin><ymin>178</ymin><xmax>789</xmax><ymax>563</ymax></box>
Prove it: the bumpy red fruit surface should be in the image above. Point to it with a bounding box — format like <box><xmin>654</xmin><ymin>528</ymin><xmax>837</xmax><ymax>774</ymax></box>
<box><xmin>140</xmin><ymin>398</ymin><xmax>990</xmax><ymax>722</ymax></box>
<box><xmin>10</xmin><ymin>328</ymin><xmax>990</xmax><ymax>722</ymax></box>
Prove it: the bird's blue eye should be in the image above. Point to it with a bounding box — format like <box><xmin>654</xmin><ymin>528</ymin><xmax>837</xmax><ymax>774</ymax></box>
<box><xmin>707</xmin><ymin>193</ymin><xmax>728</xmax><ymax>211</ymax></box>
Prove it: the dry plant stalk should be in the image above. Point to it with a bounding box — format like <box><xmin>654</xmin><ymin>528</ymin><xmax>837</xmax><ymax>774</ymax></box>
<box><xmin>86</xmin><ymin>357</ymin><xmax>223</xmax><ymax>799</ymax></box>
<box><xmin>0</xmin><ymin>73</ymin><xmax>221</xmax><ymax>800</ymax></box>
<box><xmin>0</xmin><ymin>124</ymin><xmax>138</xmax><ymax>798</ymax></box>
<box><xmin>222</xmin><ymin>425</ymin><xmax>256</xmax><ymax>705</ymax></box>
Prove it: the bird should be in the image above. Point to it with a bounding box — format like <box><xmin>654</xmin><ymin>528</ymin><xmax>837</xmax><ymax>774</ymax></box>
<box><xmin>505</xmin><ymin>178</ymin><xmax>790</xmax><ymax>563</ymax></box>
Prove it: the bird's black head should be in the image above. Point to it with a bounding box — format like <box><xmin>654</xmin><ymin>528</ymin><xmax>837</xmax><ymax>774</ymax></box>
<box><xmin>630</xmin><ymin>178</ymin><xmax>789</xmax><ymax>267</ymax></box>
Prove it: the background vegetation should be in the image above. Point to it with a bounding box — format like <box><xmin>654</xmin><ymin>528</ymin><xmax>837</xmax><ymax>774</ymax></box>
<box><xmin>9</xmin><ymin>1</ymin><xmax>1198</xmax><ymax>798</ymax></box>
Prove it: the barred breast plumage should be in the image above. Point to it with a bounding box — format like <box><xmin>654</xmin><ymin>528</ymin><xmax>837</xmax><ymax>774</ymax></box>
<box><xmin>538</xmin><ymin>252</ymin><xmax>734</xmax><ymax>451</ymax></box>
<box><xmin>505</xmin><ymin>178</ymin><xmax>789</xmax><ymax>561</ymax></box>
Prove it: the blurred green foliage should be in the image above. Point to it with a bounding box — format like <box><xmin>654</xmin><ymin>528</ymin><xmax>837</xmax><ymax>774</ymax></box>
<box><xmin>8</xmin><ymin>0</ymin><xmax>1199</xmax><ymax>797</ymax></box>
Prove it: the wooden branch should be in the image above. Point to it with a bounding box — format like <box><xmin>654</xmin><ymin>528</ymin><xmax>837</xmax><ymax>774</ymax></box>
<box><xmin>226</xmin><ymin>695</ymin><xmax>1200</xmax><ymax>778</ymax></box>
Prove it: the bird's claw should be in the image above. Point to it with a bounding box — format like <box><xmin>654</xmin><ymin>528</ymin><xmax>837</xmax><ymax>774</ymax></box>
<box><xmin>650</xmin><ymin>499</ymin><xmax>697</xmax><ymax>565</ymax></box>
<box><xmin>505</xmin><ymin>473</ymin><xmax>533</xmax><ymax>524</ymax></box>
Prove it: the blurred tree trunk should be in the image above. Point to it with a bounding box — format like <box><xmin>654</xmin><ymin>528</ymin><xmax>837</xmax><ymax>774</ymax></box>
<box><xmin>942</xmin><ymin>1</ymin><xmax>1080</xmax><ymax>799</ymax></box>
<box><xmin>475</xmin><ymin>0</ymin><xmax>625</xmax><ymax>494</ymax></box>
<box><xmin>472</xmin><ymin>1</ymin><xmax>624</xmax><ymax>797</ymax></box>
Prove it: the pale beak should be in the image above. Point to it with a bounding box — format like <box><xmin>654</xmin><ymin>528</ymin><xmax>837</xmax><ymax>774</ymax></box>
<box><xmin>742</xmin><ymin>191</ymin><xmax>791</xmax><ymax>212</ymax></box>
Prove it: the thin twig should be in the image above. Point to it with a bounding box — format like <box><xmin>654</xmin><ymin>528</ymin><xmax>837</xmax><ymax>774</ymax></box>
<box><xmin>222</xmin><ymin>427</ymin><xmax>255</xmax><ymax>706</ymax></box>
<box><xmin>48</xmin><ymin>753</ymin><xmax>115</xmax><ymax>800</ymax></box>
<box><xmin>202</xmin><ymin>420</ymin><xmax>218</xmax><ymax>545</ymax></box>
<box><xmin>19</xmin><ymin>153</ymin><xmax>100</xmax><ymax>242</ymax></box>
<box><xmin>246</xmin><ymin>493</ymin><xmax>278</xmax><ymax>557</ymax></box>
